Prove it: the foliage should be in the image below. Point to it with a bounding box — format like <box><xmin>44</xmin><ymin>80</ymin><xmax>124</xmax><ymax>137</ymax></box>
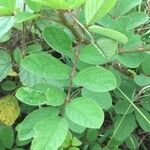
<box><xmin>0</xmin><ymin>0</ymin><xmax>150</xmax><ymax>150</ymax></box>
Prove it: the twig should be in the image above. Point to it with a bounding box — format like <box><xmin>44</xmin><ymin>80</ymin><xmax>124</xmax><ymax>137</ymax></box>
<box><xmin>119</xmin><ymin>47</ymin><xmax>150</xmax><ymax>54</ymax></box>
<box><xmin>65</xmin><ymin>44</ymin><xmax>81</xmax><ymax>103</ymax></box>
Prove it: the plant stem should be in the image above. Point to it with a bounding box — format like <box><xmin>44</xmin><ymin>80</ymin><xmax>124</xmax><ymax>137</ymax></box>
<box><xmin>118</xmin><ymin>88</ymin><xmax>150</xmax><ymax>125</ymax></box>
<box><xmin>22</xmin><ymin>3</ymin><xmax>26</xmax><ymax>56</ymax></box>
<box><xmin>107</xmin><ymin>104</ymin><xmax>132</xmax><ymax>147</ymax></box>
<box><xmin>68</xmin><ymin>11</ymin><xmax>109</xmax><ymax>60</ymax></box>
<box><xmin>68</xmin><ymin>11</ymin><xmax>95</xmax><ymax>43</ymax></box>
<box><xmin>58</xmin><ymin>11</ymin><xmax>87</xmax><ymax>43</ymax></box>
<box><xmin>65</xmin><ymin>44</ymin><xmax>80</xmax><ymax>103</ymax></box>
<box><xmin>119</xmin><ymin>47</ymin><xmax>150</xmax><ymax>54</ymax></box>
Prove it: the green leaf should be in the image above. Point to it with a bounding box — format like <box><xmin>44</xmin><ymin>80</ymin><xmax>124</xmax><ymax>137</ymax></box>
<box><xmin>109</xmin><ymin>67</ymin><xmax>121</xmax><ymax>88</ymax></box>
<box><xmin>142</xmin><ymin>100</ymin><xmax>150</xmax><ymax>112</ymax></box>
<box><xmin>127</xmin><ymin>12</ymin><xmax>149</xmax><ymax>30</ymax></box>
<box><xmin>16</xmin><ymin>87</ymin><xmax>47</xmax><ymax>106</ymax></box>
<box><xmin>16</xmin><ymin>138</ymin><xmax>31</xmax><ymax>147</ymax></box>
<box><xmin>19</xmin><ymin>67</ymin><xmax>64</xmax><ymax>88</ymax></box>
<box><xmin>134</xmin><ymin>74</ymin><xmax>150</xmax><ymax>86</ymax></box>
<box><xmin>65</xmin><ymin>97</ymin><xmax>104</xmax><ymax>128</ymax></box>
<box><xmin>17</xmin><ymin>107</ymin><xmax>59</xmax><ymax>141</ymax></box>
<box><xmin>113</xmin><ymin>113</ymin><xmax>137</xmax><ymax>141</ymax></box>
<box><xmin>0</xmin><ymin>7</ymin><xmax>13</xmax><ymax>16</ymax></box>
<box><xmin>25</xmin><ymin>0</ymin><xmax>42</xmax><ymax>12</ymax></box>
<box><xmin>45</xmin><ymin>85</ymin><xmax>66</xmax><ymax>106</ymax></box>
<box><xmin>114</xmin><ymin>0</ymin><xmax>142</xmax><ymax>16</ymax></box>
<box><xmin>79</xmin><ymin>44</ymin><xmax>106</xmax><ymax>65</ymax></box>
<box><xmin>0</xmin><ymin>50</ymin><xmax>12</xmax><ymax>81</ymax></box>
<box><xmin>61</xmin><ymin>131</ymin><xmax>72</xmax><ymax>148</ymax></box>
<box><xmin>43</xmin><ymin>26</ymin><xmax>73</xmax><ymax>57</ymax></box>
<box><xmin>26</xmin><ymin>43</ymin><xmax>42</xmax><ymax>54</ymax></box>
<box><xmin>69</xmin><ymin>147</ymin><xmax>80</xmax><ymax>150</ymax></box>
<box><xmin>117</xmin><ymin>88</ymin><xmax>150</xmax><ymax>133</ymax></box>
<box><xmin>0</xmin><ymin>125</ymin><xmax>14</xmax><ymax>149</ymax></box>
<box><xmin>142</xmin><ymin>55</ymin><xmax>150</xmax><ymax>75</ymax></box>
<box><xmin>32</xmin><ymin>116</ymin><xmax>68</xmax><ymax>150</ymax></box>
<box><xmin>32</xmin><ymin>83</ymin><xmax>63</xmax><ymax>92</ymax></box>
<box><xmin>85</xmin><ymin>0</ymin><xmax>116</xmax><ymax>25</ymax></box>
<box><xmin>76</xmin><ymin>60</ymin><xmax>93</xmax><ymax>71</ymax></box>
<box><xmin>125</xmin><ymin>135</ymin><xmax>139</xmax><ymax>150</ymax></box>
<box><xmin>13</xmin><ymin>48</ymin><xmax>23</xmax><ymax>64</ymax></box>
<box><xmin>123</xmin><ymin>32</ymin><xmax>142</xmax><ymax>50</ymax></box>
<box><xmin>21</xmin><ymin>52</ymin><xmax>71</xmax><ymax>80</ymax></box>
<box><xmin>112</xmin><ymin>16</ymin><xmax>131</xmax><ymax>32</ymax></box>
<box><xmin>86</xmin><ymin>129</ymin><xmax>98</xmax><ymax>142</ymax></box>
<box><xmin>66</xmin><ymin>117</ymin><xmax>86</xmax><ymax>133</ymax></box>
<box><xmin>31</xmin><ymin>0</ymin><xmax>86</xmax><ymax>10</ymax></box>
<box><xmin>107</xmin><ymin>138</ymin><xmax>123</xmax><ymax>149</ymax></box>
<box><xmin>97</xmin><ymin>38</ymin><xmax>118</xmax><ymax>62</ymax></box>
<box><xmin>140</xmin><ymin>91</ymin><xmax>150</xmax><ymax>112</ymax></box>
<box><xmin>74</xmin><ymin>66</ymin><xmax>117</xmax><ymax>92</ymax></box>
<box><xmin>0</xmin><ymin>31</ymin><xmax>11</xmax><ymax>43</ymax></box>
<box><xmin>82</xmin><ymin>88</ymin><xmax>112</xmax><ymax>109</ymax></box>
<box><xmin>65</xmin><ymin>0</ymin><xmax>86</xmax><ymax>9</ymax></box>
<box><xmin>71</xmin><ymin>137</ymin><xmax>82</xmax><ymax>146</ymax></box>
<box><xmin>99</xmin><ymin>14</ymin><xmax>114</xmax><ymax>27</ymax></box>
<box><xmin>115</xmin><ymin>78</ymin><xmax>137</xmax><ymax>100</ymax></box>
<box><xmin>0</xmin><ymin>17</ymin><xmax>15</xmax><ymax>37</ymax></box>
<box><xmin>15</xmin><ymin>11</ymin><xmax>40</xmax><ymax>23</ymax></box>
<box><xmin>135</xmin><ymin>107</ymin><xmax>150</xmax><ymax>132</ymax></box>
<box><xmin>89</xmin><ymin>25</ymin><xmax>128</xmax><ymax>44</ymax></box>
<box><xmin>0</xmin><ymin>0</ymin><xmax>16</xmax><ymax>16</ymax></box>
<box><xmin>0</xmin><ymin>142</ymin><xmax>6</xmax><ymax>150</ymax></box>
<box><xmin>0</xmin><ymin>0</ymin><xmax>16</xmax><ymax>10</ymax></box>
<box><xmin>118</xmin><ymin>53</ymin><xmax>144</xmax><ymax>68</ymax></box>
<box><xmin>18</xmin><ymin>83</ymin><xmax>64</xmax><ymax>107</ymax></box>
<box><xmin>91</xmin><ymin>144</ymin><xmax>102</xmax><ymax>150</ymax></box>
<box><xmin>1</xmin><ymin>80</ymin><xmax>16</xmax><ymax>91</ymax></box>
<box><xmin>114</xmin><ymin>100</ymin><xmax>135</xmax><ymax>115</ymax></box>
<box><xmin>85</xmin><ymin>0</ymin><xmax>104</xmax><ymax>25</ymax></box>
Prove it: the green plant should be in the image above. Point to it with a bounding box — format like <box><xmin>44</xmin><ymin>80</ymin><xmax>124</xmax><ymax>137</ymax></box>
<box><xmin>0</xmin><ymin>0</ymin><xmax>150</xmax><ymax>150</ymax></box>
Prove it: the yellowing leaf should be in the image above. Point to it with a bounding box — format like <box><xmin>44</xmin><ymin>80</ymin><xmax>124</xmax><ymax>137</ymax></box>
<box><xmin>0</xmin><ymin>95</ymin><xmax>20</xmax><ymax>126</ymax></box>
<box><xmin>8</xmin><ymin>69</ymin><xmax>18</xmax><ymax>77</ymax></box>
